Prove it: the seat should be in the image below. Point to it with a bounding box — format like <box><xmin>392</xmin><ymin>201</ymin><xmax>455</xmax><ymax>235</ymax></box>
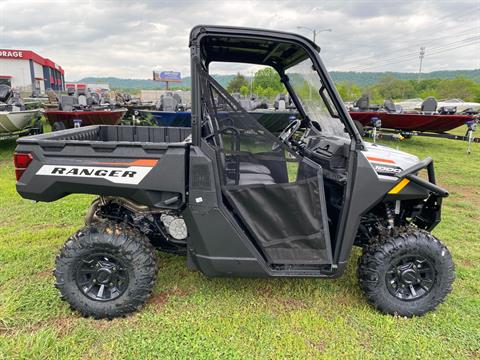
<box><xmin>355</xmin><ymin>94</ymin><xmax>369</xmax><ymax>110</ymax></box>
<box><xmin>226</xmin><ymin>157</ymin><xmax>275</xmax><ymax>185</ymax></box>
<box><xmin>59</xmin><ymin>96</ymin><xmax>78</xmax><ymax>111</ymax></box>
<box><xmin>238</xmin><ymin>172</ymin><xmax>275</xmax><ymax>185</ymax></box>
<box><xmin>239</xmin><ymin>162</ymin><xmax>271</xmax><ymax>175</ymax></box>
<box><xmin>421</xmin><ymin>97</ymin><xmax>437</xmax><ymax>114</ymax></box>
<box><xmin>78</xmin><ymin>94</ymin><xmax>87</xmax><ymax>106</ymax></box>
<box><xmin>384</xmin><ymin>99</ymin><xmax>396</xmax><ymax>112</ymax></box>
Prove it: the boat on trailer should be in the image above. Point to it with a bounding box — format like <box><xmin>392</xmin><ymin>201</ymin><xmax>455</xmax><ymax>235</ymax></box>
<box><xmin>44</xmin><ymin>87</ymin><xmax>126</xmax><ymax>130</ymax></box>
<box><xmin>0</xmin><ymin>84</ymin><xmax>42</xmax><ymax>137</ymax></box>
<box><xmin>349</xmin><ymin>95</ymin><xmax>478</xmax><ymax>133</ymax></box>
<box><xmin>45</xmin><ymin>109</ymin><xmax>126</xmax><ymax>130</ymax></box>
<box><xmin>0</xmin><ymin>110</ymin><xmax>41</xmax><ymax>135</ymax></box>
<box><xmin>349</xmin><ymin>111</ymin><xmax>473</xmax><ymax>133</ymax></box>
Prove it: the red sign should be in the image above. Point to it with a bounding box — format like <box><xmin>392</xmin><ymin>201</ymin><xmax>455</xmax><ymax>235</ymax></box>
<box><xmin>0</xmin><ymin>50</ymin><xmax>24</xmax><ymax>58</ymax></box>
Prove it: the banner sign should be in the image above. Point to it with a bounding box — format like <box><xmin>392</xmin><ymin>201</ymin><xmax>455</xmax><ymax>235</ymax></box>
<box><xmin>153</xmin><ymin>70</ymin><xmax>182</xmax><ymax>82</ymax></box>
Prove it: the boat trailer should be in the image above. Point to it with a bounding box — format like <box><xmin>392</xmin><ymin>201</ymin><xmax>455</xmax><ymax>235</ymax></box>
<box><xmin>364</xmin><ymin>117</ymin><xmax>479</xmax><ymax>154</ymax></box>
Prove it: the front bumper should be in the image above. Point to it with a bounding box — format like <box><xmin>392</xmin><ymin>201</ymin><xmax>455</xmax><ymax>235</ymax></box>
<box><xmin>396</xmin><ymin>157</ymin><xmax>449</xmax><ymax>198</ymax></box>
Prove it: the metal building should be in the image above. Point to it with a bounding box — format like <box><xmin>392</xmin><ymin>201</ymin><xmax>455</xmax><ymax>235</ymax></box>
<box><xmin>0</xmin><ymin>49</ymin><xmax>65</xmax><ymax>95</ymax></box>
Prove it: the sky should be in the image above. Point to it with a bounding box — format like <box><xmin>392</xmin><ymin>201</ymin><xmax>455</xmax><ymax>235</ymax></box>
<box><xmin>0</xmin><ymin>0</ymin><xmax>479</xmax><ymax>81</ymax></box>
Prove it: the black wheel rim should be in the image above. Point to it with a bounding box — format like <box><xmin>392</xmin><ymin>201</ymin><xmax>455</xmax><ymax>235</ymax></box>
<box><xmin>75</xmin><ymin>253</ymin><xmax>129</xmax><ymax>302</ymax></box>
<box><xmin>385</xmin><ymin>255</ymin><xmax>436</xmax><ymax>301</ymax></box>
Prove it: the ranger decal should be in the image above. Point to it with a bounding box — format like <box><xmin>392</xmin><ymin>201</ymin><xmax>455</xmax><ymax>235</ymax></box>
<box><xmin>36</xmin><ymin>165</ymin><xmax>154</xmax><ymax>185</ymax></box>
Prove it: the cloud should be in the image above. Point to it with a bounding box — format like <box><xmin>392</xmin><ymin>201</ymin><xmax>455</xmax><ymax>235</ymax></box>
<box><xmin>0</xmin><ymin>0</ymin><xmax>478</xmax><ymax>80</ymax></box>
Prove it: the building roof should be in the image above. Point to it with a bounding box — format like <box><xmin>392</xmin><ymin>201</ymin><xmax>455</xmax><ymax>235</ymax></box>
<box><xmin>0</xmin><ymin>49</ymin><xmax>64</xmax><ymax>75</ymax></box>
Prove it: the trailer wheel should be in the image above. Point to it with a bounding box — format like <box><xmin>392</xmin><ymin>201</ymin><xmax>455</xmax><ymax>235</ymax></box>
<box><xmin>357</xmin><ymin>229</ymin><xmax>454</xmax><ymax>317</ymax></box>
<box><xmin>31</xmin><ymin>116</ymin><xmax>43</xmax><ymax>135</ymax></box>
<box><xmin>52</xmin><ymin>122</ymin><xmax>66</xmax><ymax>131</ymax></box>
<box><xmin>54</xmin><ymin>221</ymin><xmax>158</xmax><ymax>319</ymax></box>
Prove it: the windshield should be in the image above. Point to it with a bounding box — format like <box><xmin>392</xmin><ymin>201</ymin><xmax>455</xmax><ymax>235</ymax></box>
<box><xmin>286</xmin><ymin>58</ymin><xmax>347</xmax><ymax>138</ymax></box>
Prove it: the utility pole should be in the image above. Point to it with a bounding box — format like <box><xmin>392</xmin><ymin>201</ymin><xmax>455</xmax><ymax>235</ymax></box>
<box><xmin>296</xmin><ymin>26</ymin><xmax>332</xmax><ymax>44</ymax></box>
<box><xmin>418</xmin><ymin>46</ymin><xmax>426</xmax><ymax>82</ymax></box>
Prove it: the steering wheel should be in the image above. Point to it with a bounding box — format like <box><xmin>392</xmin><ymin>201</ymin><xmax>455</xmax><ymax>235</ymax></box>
<box><xmin>272</xmin><ymin>119</ymin><xmax>301</xmax><ymax>151</ymax></box>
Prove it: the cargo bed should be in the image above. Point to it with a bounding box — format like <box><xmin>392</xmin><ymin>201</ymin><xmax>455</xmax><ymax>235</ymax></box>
<box><xmin>18</xmin><ymin>124</ymin><xmax>191</xmax><ymax>145</ymax></box>
<box><xmin>15</xmin><ymin>125</ymin><xmax>191</xmax><ymax>208</ymax></box>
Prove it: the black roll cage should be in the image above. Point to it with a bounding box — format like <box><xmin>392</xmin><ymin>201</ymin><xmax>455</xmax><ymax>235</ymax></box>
<box><xmin>189</xmin><ymin>25</ymin><xmax>364</xmax><ymax>148</ymax></box>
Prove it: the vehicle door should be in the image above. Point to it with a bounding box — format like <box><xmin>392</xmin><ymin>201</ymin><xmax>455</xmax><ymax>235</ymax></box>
<box><xmin>199</xmin><ymin>71</ymin><xmax>333</xmax><ymax>265</ymax></box>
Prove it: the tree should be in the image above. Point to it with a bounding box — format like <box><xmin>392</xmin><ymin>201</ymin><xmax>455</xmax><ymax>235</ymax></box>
<box><xmin>226</xmin><ymin>73</ymin><xmax>249</xmax><ymax>93</ymax></box>
<box><xmin>239</xmin><ymin>85</ymin><xmax>249</xmax><ymax>96</ymax></box>
<box><xmin>252</xmin><ymin>68</ymin><xmax>284</xmax><ymax>93</ymax></box>
<box><xmin>336</xmin><ymin>81</ymin><xmax>362</xmax><ymax>101</ymax></box>
<box><xmin>376</xmin><ymin>75</ymin><xmax>415</xmax><ymax>100</ymax></box>
<box><xmin>435</xmin><ymin>77</ymin><xmax>480</xmax><ymax>102</ymax></box>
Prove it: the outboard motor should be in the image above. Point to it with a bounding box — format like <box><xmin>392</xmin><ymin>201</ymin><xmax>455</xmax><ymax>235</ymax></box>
<box><xmin>160</xmin><ymin>93</ymin><xmax>177</xmax><ymax>112</ymax></box>
<box><xmin>0</xmin><ymin>85</ymin><xmax>25</xmax><ymax>111</ymax></box>
<box><xmin>172</xmin><ymin>92</ymin><xmax>185</xmax><ymax>111</ymax></box>
<box><xmin>274</xmin><ymin>93</ymin><xmax>287</xmax><ymax>110</ymax></box>
<box><xmin>77</xmin><ymin>88</ymin><xmax>87</xmax><ymax>107</ymax></box>
<box><xmin>0</xmin><ymin>84</ymin><xmax>13</xmax><ymax>104</ymax></box>
<box><xmin>89</xmin><ymin>92</ymin><xmax>101</xmax><ymax>106</ymax></box>
<box><xmin>46</xmin><ymin>89</ymin><xmax>59</xmax><ymax>103</ymax></box>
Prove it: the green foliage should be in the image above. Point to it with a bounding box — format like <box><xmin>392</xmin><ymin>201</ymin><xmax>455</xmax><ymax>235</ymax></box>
<box><xmin>336</xmin><ymin>81</ymin><xmax>362</xmax><ymax>101</ymax></box>
<box><xmin>239</xmin><ymin>85</ymin><xmax>249</xmax><ymax>96</ymax></box>
<box><xmin>75</xmin><ymin>70</ymin><xmax>480</xmax><ymax>93</ymax></box>
<box><xmin>434</xmin><ymin>77</ymin><xmax>480</xmax><ymax>102</ymax></box>
<box><xmin>226</xmin><ymin>73</ymin><xmax>249</xmax><ymax>93</ymax></box>
<box><xmin>342</xmin><ymin>76</ymin><xmax>480</xmax><ymax>103</ymax></box>
<box><xmin>252</xmin><ymin>68</ymin><xmax>283</xmax><ymax>92</ymax></box>
<box><xmin>251</xmin><ymin>68</ymin><xmax>286</xmax><ymax>99</ymax></box>
<box><xmin>330</xmin><ymin>69</ymin><xmax>480</xmax><ymax>87</ymax></box>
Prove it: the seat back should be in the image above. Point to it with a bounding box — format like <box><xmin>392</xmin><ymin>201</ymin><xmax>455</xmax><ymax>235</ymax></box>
<box><xmin>161</xmin><ymin>94</ymin><xmax>177</xmax><ymax>111</ymax></box>
<box><xmin>384</xmin><ymin>99</ymin><xmax>396</xmax><ymax>112</ymax></box>
<box><xmin>355</xmin><ymin>94</ymin><xmax>369</xmax><ymax>110</ymax></box>
<box><xmin>60</xmin><ymin>96</ymin><xmax>78</xmax><ymax>111</ymax></box>
<box><xmin>78</xmin><ymin>94</ymin><xmax>87</xmax><ymax>106</ymax></box>
<box><xmin>274</xmin><ymin>93</ymin><xmax>287</xmax><ymax>110</ymax></box>
<box><xmin>421</xmin><ymin>97</ymin><xmax>438</xmax><ymax>113</ymax></box>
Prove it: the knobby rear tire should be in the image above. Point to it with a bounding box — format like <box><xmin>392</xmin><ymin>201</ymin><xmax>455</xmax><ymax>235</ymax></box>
<box><xmin>54</xmin><ymin>221</ymin><xmax>158</xmax><ymax>319</ymax></box>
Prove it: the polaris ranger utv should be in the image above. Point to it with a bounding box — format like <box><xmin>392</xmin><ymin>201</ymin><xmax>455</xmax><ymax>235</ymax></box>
<box><xmin>14</xmin><ymin>25</ymin><xmax>454</xmax><ymax>319</ymax></box>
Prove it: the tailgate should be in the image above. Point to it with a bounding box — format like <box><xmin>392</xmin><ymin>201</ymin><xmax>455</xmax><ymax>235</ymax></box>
<box><xmin>15</xmin><ymin>126</ymin><xmax>190</xmax><ymax>209</ymax></box>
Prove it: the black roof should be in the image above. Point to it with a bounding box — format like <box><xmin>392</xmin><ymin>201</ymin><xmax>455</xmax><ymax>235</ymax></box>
<box><xmin>190</xmin><ymin>25</ymin><xmax>321</xmax><ymax>70</ymax></box>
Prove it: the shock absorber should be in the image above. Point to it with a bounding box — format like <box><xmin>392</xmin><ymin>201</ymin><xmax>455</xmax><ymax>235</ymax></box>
<box><xmin>385</xmin><ymin>203</ymin><xmax>395</xmax><ymax>230</ymax></box>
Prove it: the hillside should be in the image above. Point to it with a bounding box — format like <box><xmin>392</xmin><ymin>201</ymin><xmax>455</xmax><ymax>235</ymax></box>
<box><xmin>73</xmin><ymin>69</ymin><xmax>480</xmax><ymax>90</ymax></box>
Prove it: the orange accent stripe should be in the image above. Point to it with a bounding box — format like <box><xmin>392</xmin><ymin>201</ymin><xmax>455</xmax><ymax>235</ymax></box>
<box><xmin>388</xmin><ymin>178</ymin><xmax>410</xmax><ymax>194</ymax></box>
<box><xmin>367</xmin><ymin>156</ymin><xmax>396</xmax><ymax>164</ymax></box>
<box><xmin>93</xmin><ymin>159</ymin><xmax>158</xmax><ymax>167</ymax></box>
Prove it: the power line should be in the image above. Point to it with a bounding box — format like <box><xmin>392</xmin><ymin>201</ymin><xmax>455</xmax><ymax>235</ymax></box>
<box><xmin>329</xmin><ymin>28</ymin><xmax>480</xmax><ymax>65</ymax></box>
<box><xmin>349</xmin><ymin>39</ymin><xmax>479</xmax><ymax>71</ymax></box>
<box><xmin>328</xmin><ymin>27</ymin><xmax>479</xmax><ymax>64</ymax></box>
<box><xmin>349</xmin><ymin>39</ymin><xmax>479</xmax><ymax>72</ymax></box>
<box><xmin>346</xmin><ymin>36</ymin><xmax>480</xmax><ymax>71</ymax></box>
